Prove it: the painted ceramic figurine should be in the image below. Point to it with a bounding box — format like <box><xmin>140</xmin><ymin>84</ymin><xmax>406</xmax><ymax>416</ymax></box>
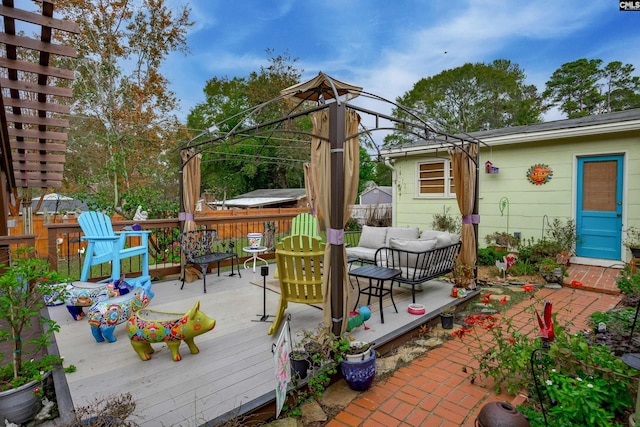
<box><xmin>126</xmin><ymin>301</ymin><xmax>216</xmax><ymax>361</ymax></box>
<box><xmin>87</xmin><ymin>287</ymin><xmax>152</xmax><ymax>343</ymax></box>
<box><xmin>64</xmin><ymin>279</ymin><xmax>132</xmax><ymax>320</ymax></box>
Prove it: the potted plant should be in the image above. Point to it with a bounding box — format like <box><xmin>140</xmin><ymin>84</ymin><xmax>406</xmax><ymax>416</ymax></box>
<box><xmin>440</xmin><ymin>307</ymin><xmax>456</xmax><ymax>330</ymax></box>
<box><xmin>624</xmin><ymin>226</ymin><xmax>640</xmax><ymax>258</ymax></box>
<box><xmin>289</xmin><ymin>349</ymin><xmax>309</xmax><ymax>380</ymax></box>
<box><xmin>0</xmin><ymin>247</ymin><xmax>70</xmax><ymax>424</ymax></box>
<box><xmin>333</xmin><ymin>335</ymin><xmax>376</xmax><ymax>391</ymax></box>
<box><xmin>544</xmin><ymin>218</ymin><xmax>578</xmax><ymax>265</ymax></box>
<box><xmin>538</xmin><ymin>257</ymin><xmax>565</xmax><ymax>284</ymax></box>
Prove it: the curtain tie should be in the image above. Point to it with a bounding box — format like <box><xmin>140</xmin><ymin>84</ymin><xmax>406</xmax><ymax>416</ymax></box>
<box><xmin>326</xmin><ymin>228</ymin><xmax>344</xmax><ymax>245</ymax></box>
<box><xmin>462</xmin><ymin>214</ymin><xmax>480</xmax><ymax>224</ymax></box>
<box><xmin>178</xmin><ymin>212</ymin><xmax>194</xmax><ymax>221</ymax></box>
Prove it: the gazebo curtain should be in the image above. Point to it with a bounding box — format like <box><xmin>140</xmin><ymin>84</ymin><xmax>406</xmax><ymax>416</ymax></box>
<box><xmin>448</xmin><ymin>143</ymin><xmax>478</xmax><ymax>289</ymax></box>
<box><xmin>310</xmin><ymin>109</ymin><xmax>360</xmax><ymax>333</ymax></box>
<box><xmin>180</xmin><ymin>148</ymin><xmax>201</xmax><ymax>282</ymax></box>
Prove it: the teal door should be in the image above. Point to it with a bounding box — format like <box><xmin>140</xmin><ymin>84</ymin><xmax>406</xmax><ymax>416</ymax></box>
<box><xmin>576</xmin><ymin>155</ymin><xmax>623</xmax><ymax>260</ymax></box>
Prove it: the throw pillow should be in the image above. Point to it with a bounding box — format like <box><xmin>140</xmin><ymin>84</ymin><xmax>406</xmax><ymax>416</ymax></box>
<box><xmin>358</xmin><ymin>225</ymin><xmax>388</xmax><ymax>249</ymax></box>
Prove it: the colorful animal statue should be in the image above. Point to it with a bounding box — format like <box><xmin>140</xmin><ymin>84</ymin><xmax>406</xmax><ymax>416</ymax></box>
<box><xmin>126</xmin><ymin>301</ymin><xmax>216</xmax><ymax>361</ymax></box>
<box><xmin>64</xmin><ymin>278</ymin><xmax>133</xmax><ymax>320</ymax></box>
<box><xmin>347</xmin><ymin>306</ymin><xmax>371</xmax><ymax>332</ymax></box>
<box><xmin>87</xmin><ymin>288</ymin><xmax>152</xmax><ymax>343</ymax></box>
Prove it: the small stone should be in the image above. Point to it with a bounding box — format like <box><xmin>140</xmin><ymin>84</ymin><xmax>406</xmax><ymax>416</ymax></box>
<box><xmin>319</xmin><ymin>379</ymin><xmax>360</xmax><ymax>409</ymax></box>
<box><xmin>300</xmin><ymin>400</ymin><xmax>327</xmax><ymax>425</ymax></box>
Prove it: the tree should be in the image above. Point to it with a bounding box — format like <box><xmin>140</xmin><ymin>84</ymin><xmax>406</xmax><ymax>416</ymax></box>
<box><xmin>543</xmin><ymin>58</ymin><xmax>604</xmax><ymax>118</ymax></box>
<box><xmin>543</xmin><ymin>59</ymin><xmax>640</xmax><ymax>119</ymax></box>
<box><xmin>386</xmin><ymin>59</ymin><xmax>546</xmax><ymax>144</ymax></box>
<box><xmin>55</xmin><ymin>0</ymin><xmax>193</xmax><ymax>218</ymax></box>
<box><xmin>602</xmin><ymin>61</ymin><xmax>640</xmax><ymax>113</ymax></box>
<box><xmin>186</xmin><ymin>51</ymin><xmax>310</xmax><ymax>199</ymax></box>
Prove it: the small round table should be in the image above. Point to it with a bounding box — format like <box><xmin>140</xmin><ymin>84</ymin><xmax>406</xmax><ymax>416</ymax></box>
<box><xmin>243</xmin><ymin>246</ymin><xmax>269</xmax><ymax>273</ymax></box>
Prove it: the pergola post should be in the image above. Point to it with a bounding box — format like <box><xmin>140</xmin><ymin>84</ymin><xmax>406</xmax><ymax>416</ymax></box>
<box><xmin>329</xmin><ymin>101</ymin><xmax>346</xmax><ymax>336</ymax></box>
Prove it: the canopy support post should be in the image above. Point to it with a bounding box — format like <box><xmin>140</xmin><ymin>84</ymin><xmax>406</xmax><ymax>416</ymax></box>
<box><xmin>330</xmin><ymin>101</ymin><xmax>345</xmax><ymax>336</ymax></box>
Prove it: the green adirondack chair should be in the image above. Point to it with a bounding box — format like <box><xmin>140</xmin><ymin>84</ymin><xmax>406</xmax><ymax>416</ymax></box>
<box><xmin>290</xmin><ymin>213</ymin><xmax>321</xmax><ymax>244</ymax></box>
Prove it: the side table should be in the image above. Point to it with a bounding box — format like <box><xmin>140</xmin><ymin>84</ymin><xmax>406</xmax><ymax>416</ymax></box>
<box><xmin>243</xmin><ymin>246</ymin><xmax>269</xmax><ymax>273</ymax></box>
<box><xmin>349</xmin><ymin>265</ymin><xmax>401</xmax><ymax>323</ymax></box>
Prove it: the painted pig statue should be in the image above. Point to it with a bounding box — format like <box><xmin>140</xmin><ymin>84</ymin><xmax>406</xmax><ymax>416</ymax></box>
<box><xmin>126</xmin><ymin>301</ymin><xmax>215</xmax><ymax>361</ymax></box>
<box><xmin>87</xmin><ymin>288</ymin><xmax>152</xmax><ymax>343</ymax></box>
<box><xmin>64</xmin><ymin>279</ymin><xmax>133</xmax><ymax>321</ymax></box>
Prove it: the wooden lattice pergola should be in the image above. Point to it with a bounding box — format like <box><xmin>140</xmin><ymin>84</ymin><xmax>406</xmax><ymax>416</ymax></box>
<box><xmin>0</xmin><ymin>0</ymin><xmax>78</xmax><ymax>239</ymax></box>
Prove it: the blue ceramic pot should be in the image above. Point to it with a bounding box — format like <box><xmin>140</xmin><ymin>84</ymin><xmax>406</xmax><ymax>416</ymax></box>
<box><xmin>340</xmin><ymin>350</ymin><xmax>376</xmax><ymax>391</ymax></box>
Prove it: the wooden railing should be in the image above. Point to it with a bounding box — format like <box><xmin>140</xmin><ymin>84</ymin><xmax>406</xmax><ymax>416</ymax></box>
<box><xmin>44</xmin><ymin>211</ymin><xmax>308</xmax><ymax>281</ymax></box>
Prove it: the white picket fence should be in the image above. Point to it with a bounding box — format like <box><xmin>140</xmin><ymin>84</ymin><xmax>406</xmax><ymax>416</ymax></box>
<box><xmin>349</xmin><ymin>203</ymin><xmax>392</xmax><ymax>226</ymax></box>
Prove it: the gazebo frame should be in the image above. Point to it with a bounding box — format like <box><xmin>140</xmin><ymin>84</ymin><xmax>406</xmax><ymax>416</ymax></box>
<box><xmin>178</xmin><ymin>73</ymin><xmax>482</xmax><ymax>335</ymax></box>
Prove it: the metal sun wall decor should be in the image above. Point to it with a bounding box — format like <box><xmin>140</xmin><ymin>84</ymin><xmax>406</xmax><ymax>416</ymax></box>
<box><xmin>526</xmin><ymin>163</ymin><xmax>553</xmax><ymax>185</ymax></box>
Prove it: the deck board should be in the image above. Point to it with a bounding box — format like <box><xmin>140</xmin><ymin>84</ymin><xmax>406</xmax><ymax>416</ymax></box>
<box><xmin>48</xmin><ymin>265</ymin><xmax>458</xmax><ymax>426</ymax></box>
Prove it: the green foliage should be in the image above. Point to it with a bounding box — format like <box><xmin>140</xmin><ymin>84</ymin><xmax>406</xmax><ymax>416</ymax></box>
<box><xmin>0</xmin><ymin>248</ymin><xmax>70</xmax><ymax>387</ymax></box>
<box><xmin>588</xmin><ymin>308</ymin><xmax>637</xmax><ymax>335</ymax></box>
<box><xmin>431</xmin><ymin>206</ymin><xmax>461</xmax><ymax>234</ymax></box>
<box><xmin>544</xmin><ymin>58</ymin><xmax>640</xmax><ymax>119</ymax></box>
<box><xmin>457</xmin><ymin>301</ymin><xmax>636</xmax><ymax>426</ymax></box>
<box><xmin>58</xmin><ymin>0</ymin><xmax>191</xmax><ymax>209</ymax></box>
<box><xmin>187</xmin><ymin>51</ymin><xmax>308</xmax><ymax>198</ymax></box>
<box><xmin>544</xmin><ymin>218</ymin><xmax>578</xmax><ymax>254</ymax></box>
<box><xmin>386</xmin><ymin>59</ymin><xmax>546</xmax><ymax>141</ymax></box>
<box><xmin>615</xmin><ymin>265</ymin><xmax>640</xmax><ymax>295</ymax></box>
<box><xmin>507</xmin><ymin>258</ymin><xmax>539</xmax><ymax>276</ymax></box>
<box><xmin>478</xmin><ymin>247</ymin><xmax>507</xmax><ymax>266</ymax></box>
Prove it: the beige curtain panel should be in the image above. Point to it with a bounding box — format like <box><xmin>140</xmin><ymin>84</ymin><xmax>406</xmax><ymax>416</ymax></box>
<box><xmin>449</xmin><ymin>143</ymin><xmax>478</xmax><ymax>289</ymax></box>
<box><xmin>311</xmin><ymin>109</ymin><xmax>360</xmax><ymax>333</ymax></box>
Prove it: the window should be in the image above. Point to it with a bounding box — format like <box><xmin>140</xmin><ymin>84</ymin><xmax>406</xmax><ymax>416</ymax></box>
<box><xmin>417</xmin><ymin>160</ymin><xmax>455</xmax><ymax>197</ymax></box>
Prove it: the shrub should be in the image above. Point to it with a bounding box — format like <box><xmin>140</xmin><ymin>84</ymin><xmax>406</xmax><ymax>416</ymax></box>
<box><xmin>478</xmin><ymin>247</ymin><xmax>507</xmax><ymax>266</ymax></box>
<box><xmin>615</xmin><ymin>265</ymin><xmax>640</xmax><ymax>295</ymax></box>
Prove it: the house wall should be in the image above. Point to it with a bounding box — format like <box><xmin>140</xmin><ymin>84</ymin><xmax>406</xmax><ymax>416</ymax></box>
<box><xmin>391</xmin><ymin>131</ymin><xmax>640</xmax><ymax>256</ymax></box>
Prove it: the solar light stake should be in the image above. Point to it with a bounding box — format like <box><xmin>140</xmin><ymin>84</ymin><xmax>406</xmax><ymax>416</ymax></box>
<box><xmin>253</xmin><ymin>265</ymin><xmax>274</xmax><ymax>323</ymax></box>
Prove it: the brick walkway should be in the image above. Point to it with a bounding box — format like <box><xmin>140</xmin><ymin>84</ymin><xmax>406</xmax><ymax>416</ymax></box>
<box><xmin>326</xmin><ymin>264</ymin><xmax>624</xmax><ymax>427</ymax></box>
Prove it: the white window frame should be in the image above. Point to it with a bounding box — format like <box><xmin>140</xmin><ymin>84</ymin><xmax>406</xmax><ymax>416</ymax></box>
<box><xmin>416</xmin><ymin>159</ymin><xmax>454</xmax><ymax>198</ymax></box>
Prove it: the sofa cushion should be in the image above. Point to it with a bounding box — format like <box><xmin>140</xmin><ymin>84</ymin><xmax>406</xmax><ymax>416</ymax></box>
<box><xmin>346</xmin><ymin>246</ymin><xmax>377</xmax><ymax>262</ymax></box>
<box><xmin>358</xmin><ymin>225</ymin><xmax>388</xmax><ymax>249</ymax></box>
<box><xmin>389</xmin><ymin>238</ymin><xmax>437</xmax><ymax>267</ymax></box>
<box><xmin>385</xmin><ymin>227</ymin><xmax>420</xmax><ymax>246</ymax></box>
<box><xmin>435</xmin><ymin>233</ymin><xmax>452</xmax><ymax>248</ymax></box>
<box><xmin>420</xmin><ymin>230</ymin><xmax>443</xmax><ymax>240</ymax></box>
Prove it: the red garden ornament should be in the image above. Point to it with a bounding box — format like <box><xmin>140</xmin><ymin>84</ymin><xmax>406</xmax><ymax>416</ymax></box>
<box><xmin>535</xmin><ymin>301</ymin><xmax>554</xmax><ymax>343</ymax></box>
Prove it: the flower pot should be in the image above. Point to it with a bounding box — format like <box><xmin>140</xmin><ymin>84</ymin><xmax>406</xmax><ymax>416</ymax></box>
<box><xmin>440</xmin><ymin>314</ymin><xmax>454</xmax><ymax>329</ymax></box>
<box><xmin>344</xmin><ymin>341</ymin><xmax>371</xmax><ymax>362</ymax></box>
<box><xmin>290</xmin><ymin>351</ymin><xmax>309</xmax><ymax>380</ymax></box>
<box><xmin>0</xmin><ymin>371</ymin><xmax>50</xmax><ymax>424</ymax></box>
<box><xmin>247</xmin><ymin>233</ymin><xmax>263</xmax><ymax>249</ymax></box>
<box><xmin>340</xmin><ymin>350</ymin><xmax>376</xmax><ymax>391</ymax></box>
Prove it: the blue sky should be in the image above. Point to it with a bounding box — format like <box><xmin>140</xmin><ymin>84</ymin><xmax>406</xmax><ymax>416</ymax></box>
<box><xmin>162</xmin><ymin>0</ymin><xmax>640</xmax><ymax>127</ymax></box>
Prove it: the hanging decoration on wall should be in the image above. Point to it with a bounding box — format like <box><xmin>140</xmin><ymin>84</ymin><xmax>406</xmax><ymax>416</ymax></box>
<box><xmin>526</xmin><ymin>164</ymin><xmax>553</xmax><ymax>185</ymax></box>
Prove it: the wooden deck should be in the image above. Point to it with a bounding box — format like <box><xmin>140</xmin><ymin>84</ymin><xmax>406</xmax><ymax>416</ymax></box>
<box><xmin>48</xmin><ymin>264</ymin><xmax>464</xmax><ymax>426</ymax></box>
